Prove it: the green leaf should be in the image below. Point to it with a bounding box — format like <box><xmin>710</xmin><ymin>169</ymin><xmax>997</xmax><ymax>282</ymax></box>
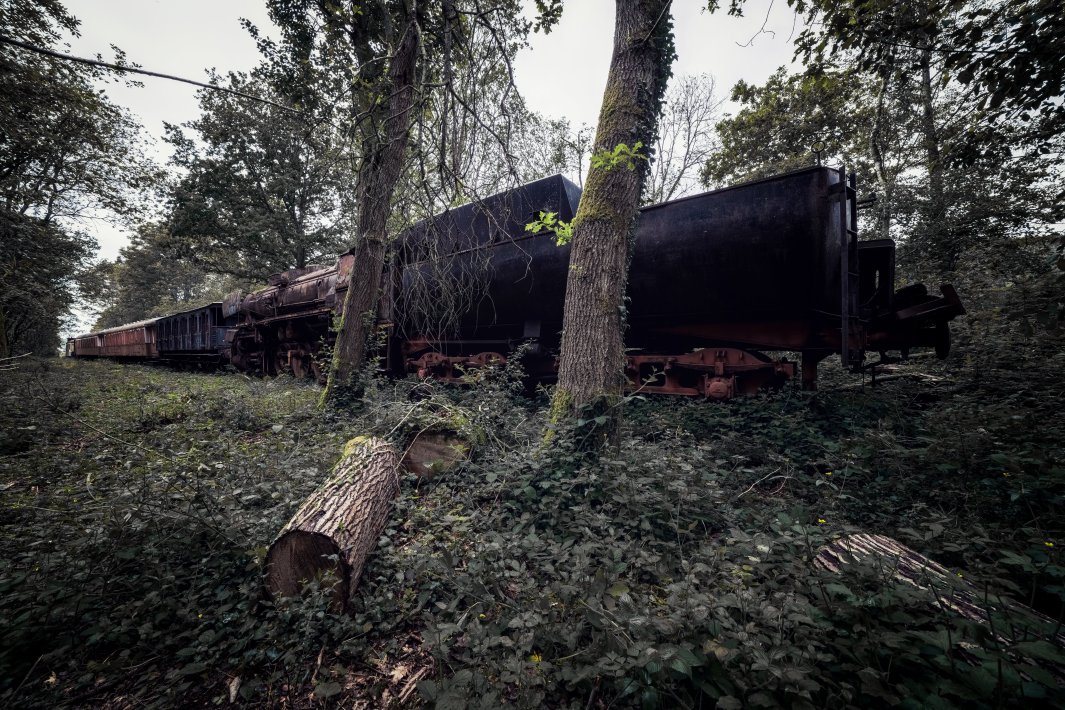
<box><xmin>1012</xmin><ymin>640</ymin><xmax>1065</xmax><ymax>663</ymax></box>
<box><xmin>314</xmin><ymin>681</ymin><xmax>343</xmax><ymax>698</ymax></box>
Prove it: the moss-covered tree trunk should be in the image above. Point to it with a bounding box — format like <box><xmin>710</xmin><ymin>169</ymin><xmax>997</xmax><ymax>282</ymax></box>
<box><xmin>321</xmin><ymin>15</ymin><xmax>420</xmax><ymax>406</ymax></box>
<box><xmin>549</xmin><ymin>0</ymin><xmax>674</xmax><ymax>437</ymax></box>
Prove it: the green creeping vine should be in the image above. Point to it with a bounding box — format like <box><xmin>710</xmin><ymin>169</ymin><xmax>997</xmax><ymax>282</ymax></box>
<box><xmin>525</xmin><ymin>210</ymin><xmax>575</xmax><ymax>246</ymax></box>
<box><xmin>590</xmin><ymin>141</ymin><xmax>647</xmax><ymax>172</ymax></box>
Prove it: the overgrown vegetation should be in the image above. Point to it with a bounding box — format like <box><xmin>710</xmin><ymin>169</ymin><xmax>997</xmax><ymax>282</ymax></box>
<box><xmin>2</xmin><ymin>274</ymin><xmax>1063</xmax><ymax>707</ymax></box>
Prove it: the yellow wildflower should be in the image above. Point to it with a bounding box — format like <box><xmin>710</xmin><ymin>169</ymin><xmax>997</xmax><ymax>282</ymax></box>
<box><xmin>528</xmin><ymin>653</ymin><xmax>542</xmax><ymax>664</ymax></box>
<box><xmin>817</xmin><ymin>518</ymin><xmax>826</xmax><ymax>524</ymax></box>
<box><xmin>1046</xmin><ymin>542</ymin><xmax>1055</xmax><ymax>548</ymax></box>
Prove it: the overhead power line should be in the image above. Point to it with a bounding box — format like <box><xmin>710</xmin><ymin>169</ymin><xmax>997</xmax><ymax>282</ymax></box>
<box><xmin>0</xmin><ymin>33</ymin><xmax>303</xmax><ymax>115</ymax></box>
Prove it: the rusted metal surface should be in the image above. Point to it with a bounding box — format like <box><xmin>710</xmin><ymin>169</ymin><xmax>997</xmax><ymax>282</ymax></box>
<box><xmin>408</xmin><ymin>351</ymin><xmax>506</xmax><ymax>382</ymax></box>
<box><xmin>72</xmin><ymin>318</ymin><xmax>160</xmax><ymax>358</ymax></box>
<box><xmin>238</xmin><ymin>263</ymin><xmax>342</xmax><ymax>323</ymax></box>
<box><xmin>626</xmin><ymin>348</ymin><xmax>795</xmax><ymax>400</ymax></box>
<box><xmin>228</xmin><ymin>255</ymin><xmax>355</xmax><ymax>376</ymax></box>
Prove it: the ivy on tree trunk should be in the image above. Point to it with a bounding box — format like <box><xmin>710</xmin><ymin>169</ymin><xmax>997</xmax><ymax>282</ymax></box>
<box><xmin>549</xmin><ymin>0</ymin><xmax>675</xmax><ymax>442</ymax></box>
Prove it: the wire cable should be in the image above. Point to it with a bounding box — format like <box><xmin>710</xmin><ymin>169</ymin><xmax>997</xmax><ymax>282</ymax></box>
<box><xmin>0</xmin><ymin>33</ymin><xmax>304</xmax><ymax>115</ymax></box>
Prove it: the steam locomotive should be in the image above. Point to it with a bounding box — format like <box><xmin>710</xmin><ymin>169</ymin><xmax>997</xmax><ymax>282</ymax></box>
<box><xmin>68</xmin><ymin>166</ymin><xmax>964</xmax><ymax>399</ymax></box>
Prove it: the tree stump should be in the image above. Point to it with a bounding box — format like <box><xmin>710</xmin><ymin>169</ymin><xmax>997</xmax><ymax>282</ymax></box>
<box><xmin>400</xmin><ymin>432</ymin><xmax>470</xmax><ymax>479</ymax></box>
<box><xmin>266</xmin><ymin>436</ymin><xmax>401</xmax><ymax>604</ymax></box>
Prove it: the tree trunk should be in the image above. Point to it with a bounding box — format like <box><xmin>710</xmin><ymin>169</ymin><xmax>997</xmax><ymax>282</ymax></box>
<box><xmin>266</xmin><ymin>430</ymin><xmax>472</xmax><ymax>605</ymax></box>
<box><xmin>868</xmin><ymin>69</ymin><xmax>893</xmax><ymax>242</ymax></box>
<box><xmin>266</xmin><ymin>437</ymin><xmax>401</xmax><ymax>605</ymax></box>
<box><xmin>321</xmin><ymin>13</ymin><xmax>420</xmax><ymax>405</ymax></box>
<box><xmin>550</xmin><ymin>0</ymin><xmax>674</xmax><ymax>437</ymax></box>
<box><xmin>817</xmin><ymin>534</ymin><xmax>1065</xmax><ymax>650</ymax></box>
<box><xmin>918</xmin><ymin>47</ymin><xmax>950</xmax><ymax>275</ymax></box>
<box><xmin>400</xmin><ymin>431</ymin><xmax>470</xmax><ymax>479</ymax></box>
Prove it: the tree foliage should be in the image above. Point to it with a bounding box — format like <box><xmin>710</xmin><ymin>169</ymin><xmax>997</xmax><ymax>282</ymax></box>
<box><xmin>715</xmin><ymin>0</ymin><xmax>1064</xmax><ymax>280</ymax></box>
<box><xmin>644</xmin><ymin>73</ymin><xmax>724</xmax><ymax>204</ymax></box>
<box><xmin>85</xmin><ymin>223</ymin><xmax>237</xmax><ymax>330</ymax></box>
<box><xmin>165</xmin><ymin>70</ymin><xmax>349</xmax><ymax>282</ymax></box>
<box><xmin>0</xmin><ymin>0</ymin><xmax>155</xmax><ymax>354</ymax></box>
<box><xmin>790</xmin><ymin>0</ymin><xmax>1065</xmax><ymax>137</ymax></box>
<box><xmin>701</xmin><ymin>67</ymin><xmax>880</xmax><ymax>188</ymax></box>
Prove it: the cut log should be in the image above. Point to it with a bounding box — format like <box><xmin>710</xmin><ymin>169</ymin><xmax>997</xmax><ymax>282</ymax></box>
<box><xmin>400</xmin><ymin>432</ymin><xmax>470</xmax><ymax>479</ymax></box>
<box><xmin>265</xmin><ymin>428</ymin><xmax>473</xmax><ymax>605</ymax></box>
<box><xmin>817</xmin><ymin>534</ymin><xmax>1065</xmax><ymax>659</ymax></box>
<box><xmin>266</xmin><ymin>436</ymin><xmax>401</xmax><ymax>604</ymax></box>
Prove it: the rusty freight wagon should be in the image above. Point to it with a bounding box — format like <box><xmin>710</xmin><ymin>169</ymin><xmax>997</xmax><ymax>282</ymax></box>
<box><xmin>69</xmin><ymin>318</ymin><xmax>160</xmax><ymax>359</ymax></box>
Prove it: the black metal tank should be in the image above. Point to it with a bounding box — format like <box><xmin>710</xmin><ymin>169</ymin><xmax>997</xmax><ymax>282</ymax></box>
<box><xmin>396</xmin><ymin>166</ymin><xmax>849</xmax><ymax>355</ymax></box>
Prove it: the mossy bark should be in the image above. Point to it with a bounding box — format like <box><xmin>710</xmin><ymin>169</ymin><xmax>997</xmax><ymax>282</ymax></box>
<box><xmin>266</xmin><ymin>437</ymin><xmax>401</xmax><ymax>607</ymax></box>
<box><xmin>320</xmin><ymin>17</ymin><xmax>420</xmax><ymax>406</ymax></box>
<box><xmin>265</xmin><ymin>430</ymin><xmax>471</xmax><ymax>606</ymax></box>
<box><xmin>550</xmin><ymin>0</ymin><xmax>674</xmax><ymax>438</ymax></box>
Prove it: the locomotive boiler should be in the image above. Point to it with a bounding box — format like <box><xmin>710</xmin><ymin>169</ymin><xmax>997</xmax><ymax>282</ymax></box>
<box><xmin>69</xmin><ymin>165</ymin><xmax>964</xmax><ymax>398</ymax></box>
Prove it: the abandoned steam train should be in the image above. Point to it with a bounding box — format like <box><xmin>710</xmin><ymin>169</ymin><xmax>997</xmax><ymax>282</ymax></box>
<box><xmin>68</xmin><ymin>166</ymin><xmax>965</xmax><ymax>399</ymax></box>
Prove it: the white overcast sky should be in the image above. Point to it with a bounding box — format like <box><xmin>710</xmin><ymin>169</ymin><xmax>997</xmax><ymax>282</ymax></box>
<box><xmin>60</xmin><ymin>0</ymin><xmax>801</xmax><ymax>262</ymax></box>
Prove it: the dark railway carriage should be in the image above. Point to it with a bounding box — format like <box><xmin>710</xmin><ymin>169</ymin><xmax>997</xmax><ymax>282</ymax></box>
<box><xmin>394</xmin><ymin>173</ymin><xmax>581</xmax><ymax>355</ymax></box>
<box><xmin>156</xmin><ymin>303</ymin><xmax>228</xmax><ymax>363</ymax></box>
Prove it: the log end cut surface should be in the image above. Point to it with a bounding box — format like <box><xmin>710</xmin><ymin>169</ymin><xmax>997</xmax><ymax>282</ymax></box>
<box><xmin>401</xmin><ymin>432</ymin><xmax>469</xmax><ymax>478</ymax></box>
<box><xmin>266</xmin><ymin>530</ymin><xmax>350</xmax><ymax>602</ymax></box>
